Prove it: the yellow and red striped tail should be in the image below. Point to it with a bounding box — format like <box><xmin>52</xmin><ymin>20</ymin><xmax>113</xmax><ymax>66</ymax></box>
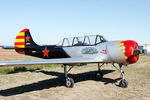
<box><xmin>14</xmin><ymin>29</ymin><xmax>29</xmax><ymax>48</ymax></box>
<box><xmin>14</xmin><ymin>29</ymin><xmax>38</xmax><ymax>54</ymax></box>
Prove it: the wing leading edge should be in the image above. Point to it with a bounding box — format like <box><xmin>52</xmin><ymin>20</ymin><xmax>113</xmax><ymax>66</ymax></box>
<box><xmin>0</xmin><ymin>57</ymin><xmax>102</xmax><ymax>66</ymax></box>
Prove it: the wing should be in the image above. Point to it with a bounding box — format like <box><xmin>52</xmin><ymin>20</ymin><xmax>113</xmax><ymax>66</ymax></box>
<box><xmin>0</xmin><ymin>57</ymin><xmax>102</xmax><ymax>66</ymax></box>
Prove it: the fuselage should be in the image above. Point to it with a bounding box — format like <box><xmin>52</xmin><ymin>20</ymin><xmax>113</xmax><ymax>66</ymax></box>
<box><xmin>16</xmin><ymin>40</ymin><xmax>139</xmax><ymax>65</ymax></box>
<box><xmin>14</xmin><ymin>29</ymin><xmax>139</xmax><ymax>65</ymax></box>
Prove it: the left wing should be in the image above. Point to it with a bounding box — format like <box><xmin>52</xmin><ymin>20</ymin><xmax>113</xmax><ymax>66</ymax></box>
<box><xmin>0</xmin><ymin>57</ymin><xmax>102</xmax><ymax>66</ymax></box>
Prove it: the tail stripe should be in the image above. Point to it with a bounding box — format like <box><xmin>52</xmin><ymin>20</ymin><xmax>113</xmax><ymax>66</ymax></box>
<box><xmin>14</xmin><ymin>42</ymin><xmax>25</xmax><ymax>45</ymax></box>
<box><xmin>17</xmin><ymin>32</ymin><xmax>25</xmax><ymax>36</ymax></box>
<box><xmin>15</xmin><ymin>39</ymin><xmax>25</xmax><ymax>42</ymax></box>
<box><xmin>16</xmin><ymin>36</ymin><xmax>25</xmax><ymax>39</ymax></box>
<box><xmin>14</xmin><ymin>30</ymin><xmax>26</xmax><ymax>48</ymax></box>
<box><xmin>20</xmin><ymin>29</ymin><xmax>29</xmax><ymax>32</ymax></box>
<box><xmin>15</xmin><ymin>45</ymin><xmax>25</xmax><ymax>48</ymax></box>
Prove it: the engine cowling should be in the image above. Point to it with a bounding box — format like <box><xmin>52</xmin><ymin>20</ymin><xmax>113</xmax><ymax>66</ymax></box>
<box><xmin>107</xmin><ymin>40</ymin><xmax>139</xmax><ymax>64</ymax></box>
<box><xmin>121</xmin><ymin>40</ymin><xmax>139</xmax><ymax>64</ymax></box>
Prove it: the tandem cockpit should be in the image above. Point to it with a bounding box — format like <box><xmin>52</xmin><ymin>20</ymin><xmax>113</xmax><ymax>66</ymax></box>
<box><xmin>57</xmin><ymin>35</ymin><xmax>108</xmax><ymax>47</ymax></box>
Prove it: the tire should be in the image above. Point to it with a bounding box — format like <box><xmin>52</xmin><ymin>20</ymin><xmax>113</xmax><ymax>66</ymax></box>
<box><xmin>66</xmin><ymin>77</ymin><xmax>74</xmax><ymax>88</ymax></box>
<box><xmin>95</xmin><ymin>71</ymin><xmax>103</xmax><ymax>79</ymax></box>
<box><xmin>119</xmin><ymin>79</ymin><xmax>128</xmax><ymax>88</ymax></box>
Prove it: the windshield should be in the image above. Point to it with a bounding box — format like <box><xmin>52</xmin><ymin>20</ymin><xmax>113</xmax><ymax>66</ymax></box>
<box><xmin>57</xmin><ymin>35</ymin><xmax>108</xmax><ymax>46</ymax></box>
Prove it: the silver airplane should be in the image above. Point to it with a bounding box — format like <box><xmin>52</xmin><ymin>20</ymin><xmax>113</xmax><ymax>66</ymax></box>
<box><xmin>0</xmin><ymin>29</ymin><xmax>146</xmax><ymax>88</ymax></box>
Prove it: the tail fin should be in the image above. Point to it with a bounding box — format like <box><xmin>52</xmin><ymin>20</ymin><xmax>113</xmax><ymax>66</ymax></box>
<box><xmin>14</xmin><ymin>29</ymin><xmax>38</xmax><ymax>54</ymax></box>
<box><xmin>14</xmin><ymin>29</ymin><xmax>37</xmax><ymax>49</ymax></box>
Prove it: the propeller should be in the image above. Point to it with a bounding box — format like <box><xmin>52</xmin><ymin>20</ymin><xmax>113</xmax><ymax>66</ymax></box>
<box><xmin>132</xmin><ymin>46</ymin><xmax>147</xmax><ymax>56</ymax></box>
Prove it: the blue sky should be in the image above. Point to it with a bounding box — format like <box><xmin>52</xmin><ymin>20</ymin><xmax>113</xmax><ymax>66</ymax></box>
<box><xmin>0</xmin><ymin>0</ymin><xmax>150</xmax><ymax>45</ymax></box>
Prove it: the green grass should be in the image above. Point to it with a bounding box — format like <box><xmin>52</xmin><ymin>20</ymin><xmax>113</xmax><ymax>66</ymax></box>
<box><xmin>0</xmin><ymin>64</ymin><xmax>61</xmax><ymax>75</ymax></box>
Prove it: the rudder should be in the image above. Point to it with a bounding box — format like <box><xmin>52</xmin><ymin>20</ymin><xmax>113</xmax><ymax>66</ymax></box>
<box><xmin>14</xmin><ymin>29</ymin><xmax>37</xmax><ymax>49</ymax></box>
<box><xmin>14</xmin><ymin>29</ymin><xmax>38</xmax><ymax>54</ymax></box>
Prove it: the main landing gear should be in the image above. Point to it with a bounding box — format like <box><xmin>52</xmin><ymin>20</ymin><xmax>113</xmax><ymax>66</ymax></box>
<box><xmin>63</xmin><ymin>63</ymin><xmax>128</xmax><ymax>88</ymax></box>
<box><xmin>95</xmin><ymin>63</ymin><xmax>104</xmax><ymax>80</ymax></box>
<box><xmin>64</xmin><ymin>65</ymin><xmax>74</xmax><ymax>88</ymax></box>
<box><xmin>112</xmin><ymin>63</ymin><xmax>128</xmax><ymax>88</ymax></box>
<box><xmin>63</xmin><ymin>63</ymin><xmax>105</xmax><ymax>88</ymax></box>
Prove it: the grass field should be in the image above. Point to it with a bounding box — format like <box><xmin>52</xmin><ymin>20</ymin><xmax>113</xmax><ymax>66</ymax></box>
<box><xmin>0</xmin><ymin>48</ymin><xmax>150</xmax><ymax>100</ymax></box>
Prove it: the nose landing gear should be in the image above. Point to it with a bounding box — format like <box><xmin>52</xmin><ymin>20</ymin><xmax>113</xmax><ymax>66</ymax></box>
<box><xmin>112</xmin><ymin>63</ymin><xmax>128</xmax><ymax>88</ymax></box>
<box><xmin>119</xmin><ymin>79</ymin><xmax>128</xmax><ymax>88</ymax></box>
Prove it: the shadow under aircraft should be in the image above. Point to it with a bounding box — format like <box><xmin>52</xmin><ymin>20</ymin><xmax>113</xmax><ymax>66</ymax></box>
<box><xmin>0</xmin><ymin>69</ymin><xmax>119</xmax><ymax>96</ymax></box>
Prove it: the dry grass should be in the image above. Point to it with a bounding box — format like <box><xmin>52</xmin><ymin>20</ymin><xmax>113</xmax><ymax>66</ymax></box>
<box><xmin>0</xmin><ymin>49</ymin><xmax>150</xmax><ymax>100</ymax></box>
<box><xmin>0</xmin><ymin>48</ymin><xmax>39</xmax><ymax>61</ymax></box>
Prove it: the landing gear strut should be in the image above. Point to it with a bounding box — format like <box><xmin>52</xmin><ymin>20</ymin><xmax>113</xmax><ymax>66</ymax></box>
<box><xmin>64</xmin><ymin>65</ymin><xmax>74</xmax><ymax>88</ymax></box>
<box><xmin>95</xmin><ymin>63</ymin><xmax>104</xmax><ymax>80</ymax></box>
<box><xmin>112</xmin><ymin>63</ymin><xmax>128</xmax><ymax>88</ymax></box>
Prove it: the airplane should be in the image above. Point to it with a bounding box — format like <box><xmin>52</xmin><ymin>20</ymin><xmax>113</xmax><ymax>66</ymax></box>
<box><xmin>0</xmin><ymin>29</ymin><xmax>147</xmax><ymax>88</ymax></box>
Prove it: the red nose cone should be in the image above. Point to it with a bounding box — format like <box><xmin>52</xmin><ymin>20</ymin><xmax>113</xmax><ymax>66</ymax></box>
<box><xmin>121</xmin><ymin>40</ymin><xmax>139</xmax><ymax>64</ymax></box>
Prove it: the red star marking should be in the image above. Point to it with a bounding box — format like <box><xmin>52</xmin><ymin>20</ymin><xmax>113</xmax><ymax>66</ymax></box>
<box><xmin>43</xmin><ymin>47</ymin><xmax>49</xmax><ymax>57</ymax></box>
<box><xmin>26</xmin><ymin>35</ymin><xmax>30</xmax><ymax>42</ymax></box>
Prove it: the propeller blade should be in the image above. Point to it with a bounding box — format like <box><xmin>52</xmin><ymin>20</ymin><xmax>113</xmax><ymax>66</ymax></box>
<box><xmin>132</xmin><ymin>49</ymin><xmax>141</xmax><ymax>56</ymax></box>
<box><xmin>132</xmin><ymin>49</ymin><xmax>147</xmax><ymax>56</ymax></box>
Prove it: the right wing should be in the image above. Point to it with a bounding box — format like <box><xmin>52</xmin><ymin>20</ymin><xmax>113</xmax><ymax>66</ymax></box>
<box><xmin>0</xmin><ymin>57</ymin><xmax>102</xmax><ymax>66</ymax></box>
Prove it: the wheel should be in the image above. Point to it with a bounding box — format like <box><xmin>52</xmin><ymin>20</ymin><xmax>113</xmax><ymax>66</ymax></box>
<box><xmin>95</xmin><ymin>71</ymin><xmax>103</xmax><ymax>79</ymax></box>
<box><xmin>66</xmin><ymin>77</ymin><xmax>74</xmax><ymax>88</ymax></box>
<box><xmin>119</xmin><ymin>79</ymin><xmax>128</xmax><ymax>88</ymax></box>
